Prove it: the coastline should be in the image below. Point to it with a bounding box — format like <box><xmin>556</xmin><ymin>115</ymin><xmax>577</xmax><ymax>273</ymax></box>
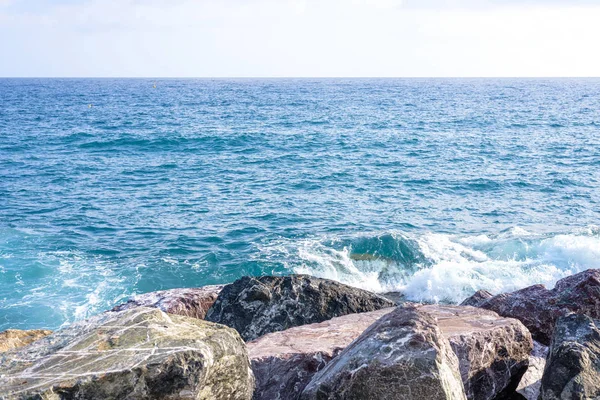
<box><xmin>2</xmin><ymin>269</ymin><xmax>600</xmax><ymax>399</ymax></box>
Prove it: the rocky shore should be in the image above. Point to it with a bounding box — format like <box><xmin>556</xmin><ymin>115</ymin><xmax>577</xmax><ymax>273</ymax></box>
<box><xmin>2</xmin><ymin>270</ymin><xmax>600</xmax><ymax>399</ymax></box>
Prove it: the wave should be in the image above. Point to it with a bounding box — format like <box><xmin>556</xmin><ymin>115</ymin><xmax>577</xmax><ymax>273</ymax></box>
<box><xmin>257</xmin><ymin>226</ymin><xmax>600</xmax><ymax>304</ymax></box>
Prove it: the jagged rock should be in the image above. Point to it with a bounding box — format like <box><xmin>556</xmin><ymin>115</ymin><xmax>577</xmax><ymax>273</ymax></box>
<box><xmin>463</xmin><ymin>269</ymin><xmax>600</xmax><ymax>345</ymax></box>
<box><xmin>248</xmin><ymin>308</ymin><xmax>394</xmax><ymax>400</ymax></box>
<box><xmin>300</xmin><ymin>305</ymin><xmax>467</xmax><ymax>400</ymax></box>
<box><xmin>0</xmin><ymin>329</ymin><xmax>52</xmax><ymax>353</ymax></box>
<box><xmin>205</xmin><ymin>275</ymin><xmax>395</xmax><ymax>341</ymax></box>
<box><xmin>460</xmin><ymin>289</ymin><xmax>493</xmax><ymax>307</ymax></box>
<box><xmin>0</xmin><ymin>307</ymin><xmax>255</xmax><ymax>400</ymax></box>
<box><xmin>516</xmin><ymin>341</ymin><xmax>548</xmax><ymax>400</ymax></box>
<box><xmin>112</xmin><ymin>285</ymin><xmax>224</xmax><ymax>320</ymax></box>
<box><xmin>422</xmin><ymin>305</ymin><xmax>532</xmax><ymax>400</ymax></box>
<box><xmin>539</xmin><ymin>313</ymin><xmax>600</xmax><ymax>400</ymax></box>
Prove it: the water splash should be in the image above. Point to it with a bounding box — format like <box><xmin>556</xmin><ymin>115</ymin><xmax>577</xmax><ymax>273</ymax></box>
<box><xmin>259</xmin><ymin>226</ymin><xmax>600</xmax><ymax>304</ymax></box>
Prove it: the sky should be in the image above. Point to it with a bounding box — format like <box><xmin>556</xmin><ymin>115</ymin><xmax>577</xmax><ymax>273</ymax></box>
<box><xmin>1</xmin><ymin>0</ymin><xmax>599</xmax><ymax>77</ymax></box>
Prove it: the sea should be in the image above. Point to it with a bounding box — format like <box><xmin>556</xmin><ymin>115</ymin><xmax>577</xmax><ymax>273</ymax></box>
<box><xmin>1</xmin><ymin>78</ymin><xmax>599</xmax><ymax>331</ymax></box>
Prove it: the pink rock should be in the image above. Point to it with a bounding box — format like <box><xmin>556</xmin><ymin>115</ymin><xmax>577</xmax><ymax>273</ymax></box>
<box><xmin>301</xmin><ymin>305</ymin><xmax>467</xmax><ymax>400</ymax></box>
<box><xmin>248</xmin><ymin>308</ymin><xmax>394</xmax><ymax>400</ymax></box>
<box><xmin>463</xmin><ymin>269</ymin><xmax>600</xmax><ymax>345</ymax></box>
<box><xmin>422</xmin><ymin>305</ymin><xmax>532</xmax><ymax>400</ymax></box>
<box><xmin>250</xmin><ymin>304</ymin><xmax>531</xmax><ymax>400</ymax></box>
<box><xmin>112</xmin><ymin>285</ymin><xmax>224</xmax><ymax>320</ymax></box>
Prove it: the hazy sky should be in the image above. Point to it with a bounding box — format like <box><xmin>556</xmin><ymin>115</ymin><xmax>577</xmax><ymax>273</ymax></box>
<box><xmin>1</xmin><ymin>0</ymin><xmax>599</xmax><ymax>77</ymax></box>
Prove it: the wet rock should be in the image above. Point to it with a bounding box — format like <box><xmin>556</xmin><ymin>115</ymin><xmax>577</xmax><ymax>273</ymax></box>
<box><xmin>539</xmin><ymin>313</ymin><xmax>600</xmax><ymax>400</ymax></box>
<box><xmin>205</xmin><ymin>275</ymin><xmax>394</xmax><ymax>341</ymax></box>
<box><xmin>0</xmin><ymin>307</ymin><xmax>255</xmax><ymax>400</ymax></box>
<box><xmin>465</xmin><ymin>269</ymin><xmax>600</xmax><ymax>345</ymax></box>
<box><xmin>460</xmin><ymin>289</ymin><xmax>493</xmax><ymax>307</ymax></box>
<box><xmin>300</xmin><ymin>305</ymin><xmax>467</xmax><ymax>400</ymax></box>
<box><xmin>0</xmin><ymin>329</ymin><xmax>52</xmax><ymax>353</ymax></box>
<box><xmin>112</xmin><ymin>285</ymin><xmax>224</xmax><ymax>320</ymax></box>
<box><xmin>422</xmin><ymin>305</ymin><xmax>532</xmax><ymax>400</ymax></box>
<box><xmin>516</xmin><ymin>341</ymin><xmax>548</xmax><ymax>400</ymax></box>
<box><xmin>248</xmin><ymin>308</ymin><xmax>394</xmax><ymax>400</ymax></box>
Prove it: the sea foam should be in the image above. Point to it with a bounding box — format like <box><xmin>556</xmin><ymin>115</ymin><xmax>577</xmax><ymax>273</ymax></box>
<box><xmin>262</xmin><ymin>227</ymin><xmax>600</xmax><ymax>304</ymax></box>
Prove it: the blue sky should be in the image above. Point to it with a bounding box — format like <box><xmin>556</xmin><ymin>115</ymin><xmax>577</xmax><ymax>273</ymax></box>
<box><xmin>1</xmin><ymin>0</ymin><xmax>599</xmax><ymax>77</ymax></box>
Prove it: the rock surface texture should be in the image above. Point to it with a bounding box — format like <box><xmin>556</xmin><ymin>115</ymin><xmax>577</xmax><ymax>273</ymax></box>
<box><xmin>0</xmin><ymin>329</ymin><xmax>52</xmax><ymax>353</ymax></box>
<box><xmin>462</xmin><ymin>269</ymin><xmax>600</xmax><ymax>345</ymax></box>
<box><xmin>112</xmin><ymin>285</ymin><xmax>224</xmax><ymax>320</ymax></box>
<box><xmin>539</xmin><ymin>313</ymin><xmax>600</xmax><ymax>400</ymax></box>
<box><xmin>300</xmin><ymin>305</ymin><xmax>467</xmax><ymax>400</ymax></box>
<box><xmin>460</xmin><ymin>290</ymin><xmax>493</xmax><ymax>307</ymax></box>
<box><xmin>0</xmin><ymin>307</ymin><xmax>255</xmax><ymax>400</ymax></box>
<box><xmin>421</xmin><ymin>305</ymin><xmax>532</xmax><ymax>400</ymax></box>
<box><xmin>205</xmin><ymin>275</ymin><xmax>395</xmax><ymax>341</ymax></box>
<box><xmin>516</xmin><ymin>341</ymin><xmax>548</xmax><ymax>400</ymax></box>
<box><xmin>248</xmin><ymin>308</ymin><xmax>395</xmax><ymax>400</ymax></box>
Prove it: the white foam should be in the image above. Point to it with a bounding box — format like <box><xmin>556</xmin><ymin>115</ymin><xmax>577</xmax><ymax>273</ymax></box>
<box><xmin>269</xmin><ymin>227</ymin><xmax>600</xmax><ymax>304</ymax></box>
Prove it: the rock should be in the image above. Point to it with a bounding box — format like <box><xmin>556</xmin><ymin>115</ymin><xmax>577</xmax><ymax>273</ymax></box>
<box><xmin>112</xmin><ymin>285</ymin><xmax>224</xmax><ymax>320</ymax></box>
<box><xmin>421</xmin><ymin>305</ymin><xmax>532</xmax><ymax>400</ymax></box>
<box><xmin>0</xmin><ymin>307</ymin><xmax>255</xmax><ymax>399</ymax></box>
<box><xmin>248</xmin><ymin>308</ymin><xmax>395</xmax><ymax>400</ymax></box>
<box><xmin>205</xmin><ymin>275</ymin><xmax>395</xmax><ymax>341</ymax></box>
<box><xmin>516</xmin><ymin>341</ymin><xmax>548</xmax><ymax>400</ymax></box>
<box><xmin>460</xmin><ymin>290</ymin><xmax>493</xmax><ymax>307</ymax></box>
<box><xmin>300</xmin><ymin>305</ymin><xmax>467</xmax><ymax>400</ymax></box>
<box><xmin>539</xmin><ymin>313</ymin><xmax>600</xmax><ymax>400</ymax></box>
<box><xmin>465</xmin><ymin>269</ymin><xmax>600</xmax><ymax>345</ymax></box>
<box><xmin>381</xmin><ymin>291</ymin><xmax>406</xmax><ymax>304</ymax></box>
<box><xmin>251</xmin><ymin>304</ymin><xmax>531</xmax><ymax>400</ymax></box>
<box><xmin>0</xmin><ymin>329</ymin><xmax>52</xmax><ymax>353</ymax></box>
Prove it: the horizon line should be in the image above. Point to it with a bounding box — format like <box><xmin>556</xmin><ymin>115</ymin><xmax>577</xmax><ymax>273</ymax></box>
<box><xmin>2</xmin><ymin>76</ymin><xmax>600</xmax><ymax>79</ymax></box>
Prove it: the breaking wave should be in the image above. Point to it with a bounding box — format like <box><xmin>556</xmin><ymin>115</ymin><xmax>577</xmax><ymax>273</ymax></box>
<box><xmin>258</xmin><ymin>226</ymin><xmax>600</xmax><ymax>304</ymax></box>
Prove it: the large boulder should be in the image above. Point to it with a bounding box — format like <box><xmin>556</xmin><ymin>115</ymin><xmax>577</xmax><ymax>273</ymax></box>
<box><xmin>539</xmin><ymin>313</ymin><xmax>600</xmax><ymax>400</ymax></box>
<box><xmin>516</xmin><ymin>341</ymin><xmax>548</xmax><ymax>400</ymax></box>
<box><xmin>248</xmin><ymin>308</ymin><xmax>395</xmax><ymax>400</ymax></box>
<box><xmin>462</xmin><ymin>269</ymin><xmax>600</xmax><ymax>345</ymax></box>
<box><xmin>251</xmin><ymin>304</ymin><xmax>531</xmax><ymax>400</ymax></box>
<box><xmin>112</xmin><ymin>285</ymin><xmax>224</xmax><ymax>320</ymax></box>
<box><xmin>422</xmin><ymin>305</ymin><xmax>532</xmax><ymax>400</ymax></box>
<box><xmin>0</xmin><ymin>329</ymin><xmax>52</xmax><ymax>353</ymax></box>
<box><xmin>0</xmin><ymin>307</ymin><xmax>255</xmax><ymax>400</ymax></box>
<box><xmin>205</xmin><ymin>275</ymin><xmax>394</xmax><ymax>341</ymax></box>
<box><xmin>300</xmin><ymin>305</ymin><xmax>467</xmax><ymax>400</ymax></box>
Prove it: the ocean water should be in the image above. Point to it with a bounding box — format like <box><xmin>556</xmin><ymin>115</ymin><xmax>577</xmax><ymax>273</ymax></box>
<box><xmin>1</xmin><ymin>78</ymin><xmax>599</xmax><ymax>331</ymax></box>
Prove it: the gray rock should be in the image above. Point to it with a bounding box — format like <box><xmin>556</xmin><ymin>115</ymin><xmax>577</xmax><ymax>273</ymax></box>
<box><xmin>422</xmin><ymin>305</ymin><xmax>532</xmax><ymax>400</ymax></box>
<box><xmin>300</xmin><ymin>305</ymin><xmax>467</xmax><ymax>400</ymax></box>
<box><xmin>0</xmin><ymin>307</ymin><xmax>255</xmax><ymax>400</ymax></box>
<box><xmin>205</xmin><ymin>275</ymin><xmax>395</xmax><ymax>341</ymax></box>
<box><xmin>248</xmin><ymin>308</ymin><xmax>395</xmax><ymax>400</ymax></box>
<box><xmin>112</xmin><ymin>285</ymin><xmax>224</xmax><ymax>320</ymax></box>
<box><xmin>381</xmin><ymin>291</ymin><xmax>406</xmax><ymax>305</ymax></box>
<box><xmin>516</xmin><ymin>341</ymin><xmax>548</xmax><ymax>400</ymax></box>
<box><xmin>539</xmin><ymin>313</ymin><xmax>600</xmax><ymax>400</ymax></box>
<box><xmin>0</xmin><ymin>329</ymin><xmax>52</xmax><ymax>353</ymax></box>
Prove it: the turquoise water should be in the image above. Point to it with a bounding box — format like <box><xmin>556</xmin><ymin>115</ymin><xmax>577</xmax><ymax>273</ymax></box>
<box><xmin>1</xmin><ymin>78</ymin><xmax>599</xmax><ymax>331</ymax></box>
